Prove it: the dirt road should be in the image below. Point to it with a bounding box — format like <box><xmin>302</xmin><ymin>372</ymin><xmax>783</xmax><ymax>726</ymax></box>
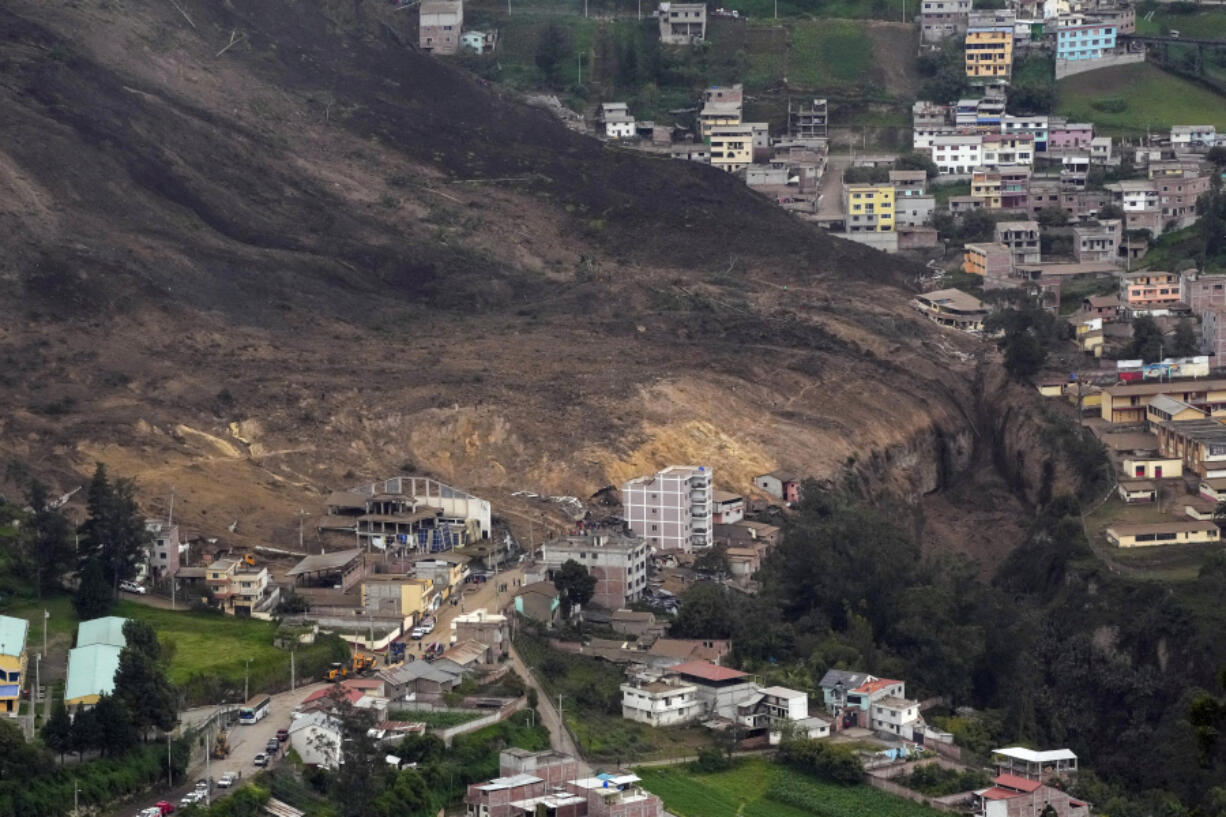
<box><xmin>506</xmin><ymin>641</ymin><xmax>592</xmax><ymax>776</ymax></box>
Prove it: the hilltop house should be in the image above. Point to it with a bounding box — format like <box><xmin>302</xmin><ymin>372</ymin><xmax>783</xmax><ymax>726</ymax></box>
<box><xmin>657</xmin><ymin>2</ymin><xmax>706</xmax><ymax>44</ymax></box>
<box><xmin>753</xmin><ymin>472</ymin><xmax>801</xmax><ymax>504</ymax></box>
<box><xmin>419</xmin><ymin>0</ymin><xmax>463</xmax><ymax>54</ymax></box>
<box><xmin>599</xmin><ymin>103</ymin><xmax>636</xmax><ymax>139</ymax></box>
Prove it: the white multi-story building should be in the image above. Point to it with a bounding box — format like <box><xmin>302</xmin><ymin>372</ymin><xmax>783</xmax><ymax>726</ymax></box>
<box><xmin>623</xmin><ymin>466</ymin><xmax>714</xmax><ymax>552</ymax></box>
<box><xmin>599</xmin><ymin>103</ymin><xmax>636</xmax><ymax>139</ymax></box>
<box><xmin>931</xmin><ymin>134</ymin><xmax>983</xmax><ymax>174</ymax></box>
<box><xmin>620</xmin><ymin>674</ymin><xmax>701</xmax><ymax>726</ymax></box>
<box><xmin>1171</xmin><ymin>125</ymin><xmax>1217</xmax><ymax>150</ymax></box>
<box><xmin>657</xmin><ymin>1</ymin><xmax>707</xmax><ymax>44</ymax></box>
<box><xmin>1002</xmin><ymin>115</ymin><xmax>1049</xmax><ymax>151</ymax></box>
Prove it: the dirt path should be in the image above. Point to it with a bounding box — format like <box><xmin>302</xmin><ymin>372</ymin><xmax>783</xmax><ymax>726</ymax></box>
<box><xmin>507</xmin><ymin>641</ymin><xmax>591</xmax><ymax>774</ymax></box>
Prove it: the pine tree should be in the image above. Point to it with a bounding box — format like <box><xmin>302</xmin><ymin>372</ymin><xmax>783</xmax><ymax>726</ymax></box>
<box><xmin>22</xmin><ymin>479</ymin><xmax>73</xmax><ymax>599</ymax></box>
<box><xmin>93</xmin><ymin>695</ymin><xmax>138</xmax><ymax>756</ymax></box>
<box><xmin>70</xmin><ymin>705</ymin><xmax>100</xmax><ymax>760</ymax></box>
<box><xmin>74</xmin><ymin>558</ymin><xmax>113</xmax><ymax>621</ymax></box>
<box><xmin>40</xmin><ymin>700</ymin><xmax>73</xmax><ymax>763</ymax></box>
<box><xmin>115</xmin><ymin>621</ymin><xmax>177</xmax><ymax>735</ymax></box>
<box><xmin>77</xmin><ymin>463</ymin><xmax>151</xmax><ymax>593</ymax></box>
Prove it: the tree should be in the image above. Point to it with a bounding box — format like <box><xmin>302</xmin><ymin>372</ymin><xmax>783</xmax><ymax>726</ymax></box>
<box><xmin>1130</xmin><ymin>315</ymin><xmax>1166</xmax><ymax>363</ymax></box>
<box><xmin>670</xmin><ymin>581</ymin><xmax>737</xmax><ymax>639</ymax></box>
<box><xmin>1172</xmin><ymin>319</ymin><xmax>1199</xmax><ymax>357</ymax></box>
<box><xmin>552</xmin><ymin>560</ymin><xmax>596</xmax><ymax>615</ymax></box>
<box><xmin>694</xmin><ymin>543</ymin><xmax>731</xmax><ymax>576</ymax></box>
<box><xmin>1098</xmin><ymin>204</ymin><xmax>1125</xmax><ymax>221</ymax></box>
<box><xmin>74</xmin><ymin>558</ymin><xmax>113</xmax><ymax>620</ymax></box>
<box><xmin>1003</xmin><ymin>330</ymin><xmax>1047</xmax><ymax>379</ymax></box>
<box><xmin>329</xmin><ymin>690</ymin><xmax>381</xmax><ymax>817</ymax></box>
<box><xmin>69</xmin><ymin>704</ymin><xmax>100</xmax><ymax>760</ymax></box>
<box><xmin>77</xmin><ymin>463</ymin><xmax>151</xmax><ymax>594</ymax></box>
<box><xmin>40</xmin><ymin>700</ymin><xmax>73</xmax><ymax>763</ymax></box>
<box><xmin>92</xmin><ymin>694</ymin><xmax>138</xmax><ymax>756</ymax></box>
<box><xmin>960</xmin><ymin>209</ymin><xmax>997</xmax><ymax>242</ymax></box>
<box><xmin>1037</xmin><ymin>207</ymin><xmax>1069</xmax><ymax>228</ymax></box>
<box><xmin>895</xmin><ymin>152</ymin><xmax>939</xmax><ymax>179</ymax></box>
<box><xmin>114</xmin><ymin>620</ymin><xmax>177</xmax><ymax>735</ymax></box>
<box><xmin>20</xmin><ymin>479</ymin><xmax>72</xmax><ymax>598</ymax></box>
<box><xmin>535</xmin><ymin>23</ymin><xmax>569</xmax><ymax>87</ymax></box>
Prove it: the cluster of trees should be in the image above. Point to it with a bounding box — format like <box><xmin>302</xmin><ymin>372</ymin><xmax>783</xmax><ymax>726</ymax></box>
<box><xmin>932</xmin><ymin>208</ymin><xmax>997</xmax><ymax>245</ymax></box>
<box><xmin>670</xmin><ymin>486</ymin><xmax>1226</xmax><ymax>815</ymax></box>
<box><xmin>0</xmin><ymin>464</ymin><xmax>74</xmax><ymax>600</ymax></box>
<box><xmin>776</xmin><ymin>738</ymin><xmax>863</xmax><ymax>786</ymax></box>
<box><xmin>75</xmin><ymin>464</ymin><xmax>151</xmax><ymax>619</ymax></box>
<box><xmin>552</xmin><ymin>559</ymin><xmax>596</xmax><ymax>616</ymax></box>
<box><xmin>917</xmin><ymin>41</ymin><xmax>969</xmax><ymax>104</ymax></box>
<box><xmin>1128</xmin><ymin>315</ymin><xmax>1198</xmax><ymax>363</ymax></box>
<box><xmin>41</xmin><ymin>620</ymin><xmax>177</xmax><ymax>760</ymax></box>
<box><xmin>985</xmin><ymin>299</ymin><xmax>1069</xmax><ymax>379</ymax></box>
<box><xmin>299</xmin><ymin>695</ymin><xmax>549</xmax><ymax>817</ymax></box>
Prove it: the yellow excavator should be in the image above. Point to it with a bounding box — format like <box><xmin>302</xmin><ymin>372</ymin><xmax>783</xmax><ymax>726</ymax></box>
<box><xmin>324</xmin><ymin>662</ymin><xmax>351</xmax><ymax>682</ymax></box>
<box><xmin>242</xmin><ymin>553</ymin><xmax>256</xmax><ymax>567</ymax></box>
<box><xmin>352</xmin><ymin>652</ymin><xmax>377</xmax><ymax>675</ymax></box>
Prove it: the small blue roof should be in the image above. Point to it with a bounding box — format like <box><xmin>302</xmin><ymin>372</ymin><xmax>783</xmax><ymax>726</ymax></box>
<box><xmin>77</xmin><ymin>616</ymin><xmax>128</xmax><ymax>649</ymax></box>
<box><xmin>65</xmin><ymin>644</ymin><xmax>122</xmax><ymax>703</ymax></box>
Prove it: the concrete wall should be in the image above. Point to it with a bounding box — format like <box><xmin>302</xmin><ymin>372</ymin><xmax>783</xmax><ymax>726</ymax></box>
<box><xmin>840</xmin><ymin>231</ymin><xmax>900</xmax><ymax>253</ymax></box>
<box><xmin>1055</xmin><ymin>51</ymin><xmax>1144</xmax><ymax>79</ymax></box>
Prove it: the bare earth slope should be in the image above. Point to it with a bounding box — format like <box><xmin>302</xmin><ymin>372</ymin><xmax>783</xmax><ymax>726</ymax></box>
<box><xmin>0</xmin><ymin>0</ymin><xmax>986</xmax><ymax>546</ymax></box>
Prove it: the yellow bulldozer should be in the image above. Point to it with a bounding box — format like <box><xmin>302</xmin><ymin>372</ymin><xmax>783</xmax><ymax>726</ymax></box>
<box><xmin>352</xmin><ymin>652</ymin><xmax>377</xmax><ymax>675</ymax></box>
<box><xmin>323</xmin><ymin>662</ymin><xmax>350</xmax><ymax>682</ymax></box>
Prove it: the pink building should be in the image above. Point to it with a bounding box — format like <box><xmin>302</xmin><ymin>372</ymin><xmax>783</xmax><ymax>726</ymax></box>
<box><xmin>974</xmin><ymin>774</ymin><xmax>1090</xmax><ymax>817</ymax></box>
<box><xmin>1049</xmin><ymin>122</ymin><xmax>1094</xmax><ymax>151</ymax></box>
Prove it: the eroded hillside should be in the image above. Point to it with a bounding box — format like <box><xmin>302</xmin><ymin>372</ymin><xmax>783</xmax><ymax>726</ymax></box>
<box><xmin>0</xmin><ymin>0</ymin><xmax>996</xmax><ymax>548</ymax></box>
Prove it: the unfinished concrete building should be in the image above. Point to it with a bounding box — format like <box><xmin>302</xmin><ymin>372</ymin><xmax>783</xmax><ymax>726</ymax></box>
<box><xmin>788</xmin><ymin>98</ymin><xmax>828</xmax><ymax>139</ymax></box>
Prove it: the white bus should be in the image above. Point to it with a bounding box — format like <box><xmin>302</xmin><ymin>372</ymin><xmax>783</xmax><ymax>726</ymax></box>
<box><xmin>239</xmin><ymin>696</ymin><xmax>271</xmax><ymax>725</ymax></box>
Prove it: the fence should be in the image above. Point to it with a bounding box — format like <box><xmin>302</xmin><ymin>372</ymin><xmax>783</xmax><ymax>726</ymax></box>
<box><xmin>865</xmin><ymin>775</ymin><xmax>962</xmax><ymax>813</ymax></box>
<box><xmin>1055</xmin><ymin>51</ymin><xmax>1145</xmax><ymax>79</ymax></box>
<box><xmin>437</xmin><ymin>699</ymin><xmax>524</xmax><ymax>746</ymax></box>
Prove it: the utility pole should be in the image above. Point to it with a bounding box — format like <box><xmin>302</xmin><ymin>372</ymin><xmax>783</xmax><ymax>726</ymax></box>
<box><xmin>73</xmin><ymin>780</ymin><xmax>79</xmax><ymax>816</ymax></box>
<box><xmin>291</xmin><ymin>650</ymin><xmax>296</xmax><ymax>691</ymax></box>
<box><xmin>243</xmin><ymin>658</ymin><xmax>253</xmax><ymax>703</ymax></box>
<box><xmin>168</xmin><ymin>486</ymin><xmax>176</xmax><ymax>526</ymax></box>
<box><xmin>298</xmin><ymin>508</ymin><xmax>308</xmax><ymax>549</ymax></box>
<box><xmin>43</xmin><ymin>609</ymin><xmax>48</xmax><ymax>657</ymax></box>
<box><xmin>578</xmin><ymin>53</ymin><xmax>582</xmax><ymax>85</ymax></box>
<box><xmin>34</xmin><ymin>653</ymin><xmax>41</xmax><ymax>707</ymax></box>
<box><xmin>171</xmin><ymin>579</ymin><xmax>176</xmax><ymax>611</ymax></box>
<box><xmin>205</xmin><ymin>722</ymin><xmax>211</xmax><ymax>804</ymax></box>
<box><xmin>167</xmin><ymin>732</ymin><xmax>173</xmax><ymax>787</ymax></box>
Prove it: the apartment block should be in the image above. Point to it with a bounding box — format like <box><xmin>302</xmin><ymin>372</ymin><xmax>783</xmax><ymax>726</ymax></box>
<box><xmin>788</xmin><ymin>98</ymin><xmax>828</xmax><ymax>138</ymax></box>
<box><xmin>1171</xmin><ymin>125</ymin><xmax>1217</xmax><ymax>150</ymax></box>
<box><xmin>419</xmin><ymin>0</ymin><xmax>463</xmax><ymax>54</ymax></box>
<box><xmin>844</xmin><ymin>183</ymin><xmax>896</xmax><ymax>232</ymax></box>
<box><xmin>890</xmin><ymin>169</ymin><xmax>928</xmax><ymax>196</ymax></box>
<box><xmin>1056</xmin><ymin>22</ymin><xmax>1117</xmax><ymax>61</ymax></box>
<box><xmin>982</xmin><ymin>133</ymin><xmax>1034</xmax><ymax>166</ymax></box>
<box><xmin>540</xmin><ymin>532</ymin><xmax>650</xmax><ymax>609</ymax></box>
<box><xmin>1073</xmin><ymin>219</ymin><xmax>1122</xmax><ymax>264</ymax></box>
<box><xmin>1002</xmin><ymin>115</ymin><xmax>1049</xmax><ymax>152</ymax></box>
<box><xmin>963</xmin><ymin>242</ymin><xmax>1014</xmax><ymax>286</ymax></box>
<box><xmin>965</xmin><ymin>12</ymin><xmax>1015</xmax><ymax>80</ymax></box>
<box><xmin>995</xmin><ymin>220</ymin><xmax>1041</xmax><ymax>265</ymax></box>
<box><xmin>931</xmin><ymin>133</ymin><xmax>983</xmax><ymax>174</ymax></box>
<box><xmin>708</xmin><ymin>124</ymin><xmax>754</xmax><ymax>172</ymax></box>
<box><xmin>895</xmin><ymin>195</ymin><xmax>936</xmax><ymax>228</ymax></box>
<box><xmin>623</xmin><ymin>466</ymin><xmax>714</xmax><ymax>551</ymax></box>
<box><xmin>921</xmin><ymin>0</ymin><xmax>972</xmax><ymax>42</ymax></box>
<box><xmin>657</xmin><ymin>2</ymin><xmax>706</xmax><ymax>44</ymax></box>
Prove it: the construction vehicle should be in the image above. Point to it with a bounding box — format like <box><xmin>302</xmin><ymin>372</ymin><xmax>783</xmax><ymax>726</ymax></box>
<box><xmin>212</xmin><ymin>729</ymin><xmax>231</xmax><ymax>759</ymax></box>
<box><xmin>324</xmin><ymin>662</ymin><xmax>350</xmax><ymax>682</ymax></box>
<box><xmin>352</xmin><ymin>652</ymin><xmax>378</xmax><ymax>675</ymax></box>
<box><xmin>242</xmin><ymin>553</ymin><xmax>256</xmax><ymax>567</ymax></box>
<box><xmin>387</xmin><ymin>641</ymin><xmax>407</xmax><ymax>665</ymax></box>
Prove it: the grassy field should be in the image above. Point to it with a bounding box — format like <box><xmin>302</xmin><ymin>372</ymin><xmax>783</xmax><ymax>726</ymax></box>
<box><xmin>1082</xmin><ymin>495</ymin><xmax>1217</xmax><ymax>582</ymax></box>
<box><xmin>1057</xmin><ymin>62</ymin><xmax>1226</xmax><ymax>138</ymax></box>
<box><xmin>1058</xmin><ymin>275</ymin><xmax>1117</xmax><ymax>315</ymax></box>
<box><xmin>1</xmin><ymin>595</ymin><xmax>348</xmax><ymax>701</ymax></box>
<box><xmin>788</xmin><ymin>20</ymin><xmax>874</xmax><ymax>88</ymax></box>
<box><xmin>637</xmin><ymin>758</ymin><xmax>947</xmax><ymax>817</ymax></box>
<box><xmin>1135</xmin><ymin>3</ymin><xmax>1226</xmax><ymax>38</ymax></box>
<box><xmin>388</xmin><ymin>708</ymin><xmax>485</xmax><ymax>728</ymax></box>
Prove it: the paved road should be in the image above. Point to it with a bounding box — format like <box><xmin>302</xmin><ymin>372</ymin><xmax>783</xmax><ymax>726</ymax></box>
<box><xmin>817</xmin><ymin>154</ymin><xmax>850</xmax><ymax>220</ymax></box>
<box><xmin>402</xmin><ymin>566</ymin><xmax>526</xmax><ymax>659</ymax></box>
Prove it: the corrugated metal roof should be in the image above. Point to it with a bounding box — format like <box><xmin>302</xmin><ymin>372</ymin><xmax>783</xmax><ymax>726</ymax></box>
<box><xmin>65</xmin><ymin>644</ymin><xmax>122</xmax><ymax>703</ymax></box>
<box><xmin>77</xmin><ymin>616</ymin><xmax>128</xmax><ymax>649</ymax></box>
<box><xmin>0</xmin><ymin>615</ymin><xmax>29</xmax><ymax>657</ymax></box>
<box><xmin>287</xmin><ymin>548</ymin><xmax>364</xmax><ymax>576</ymax></box>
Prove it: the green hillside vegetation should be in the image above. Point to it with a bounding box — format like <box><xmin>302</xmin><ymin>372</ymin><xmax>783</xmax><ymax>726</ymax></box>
<box><xmin>1057</xmin><ymin>62</ymin><xmax>1226</xmax><ymax>137</ymax></box>
<box><xmin>2</xmin><ymin>595</ymin><xmax>350</xmax><ymax>703</ymax></box>
<box><xmin>1135</xmin><ymin>2</ymin><xmax>1226</xmax><ymax>38</ymax></box>
<box><xmin>637</xmin><ymin>758</ymin><xmax>946</xmax><ymax>817</ymax></box>
<box><xmin>788</xmin><ymin>20</ymin><xmax>874</xmax><ymax>86</ymax></box>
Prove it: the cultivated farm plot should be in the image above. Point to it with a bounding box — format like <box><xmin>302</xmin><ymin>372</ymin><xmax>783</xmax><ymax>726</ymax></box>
<box><xmin>637</xmin><ymin>758</ymin><xmax>947</xmax><ymax>817</ymax></box>
<box><xmin>1057</xmin><ymin>62</ymin><xmax>1226</xmax><ymax>138</ymax></box>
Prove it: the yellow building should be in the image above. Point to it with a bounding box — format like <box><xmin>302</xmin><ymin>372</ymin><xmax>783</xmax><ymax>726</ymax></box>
<box><xmin>698</xmin><ymin>101</ymin><xmax>742</xmax><ymax>140</ymax></box>
<box><xmin>1100</xmin><ymin>379</ymin><xmax>1226</xmax><ymax>424</ymax></box>
<box><xmin>965</xmin><ymin>28</ymin><xmax>1013</xmax><ymax>78</ymax></box>
<box><xmin>708</xmin><ymin>124</ymin><xmax>754</xmax><ymax>172</ymax></box>
<box><xmin>962</xmin><ymin>242</ymin><xmax>1012</xmax><ymax>279</ymax></box>
<box><xmin>1106</xmin><ymin>520</ymin><xmax>1220</xmax><ymax>548</ymax></box>
<box><xmin>0</xmin><ymin>616</ymin><xmax>29</xmax><ymax>713</ymax></box>
<box><xmin>971</xmin><ymin>170</ymin><xmax>1002</xmax><ymax>208</ymax></box>
<box><xmin>1122</xmin><ymin>457</ymin><xmax>1182</xmax><ymax>480</ymax></box>
<box><xmin>844</xmin><ymin>184</ymin><xmax>895</xmax><ymax>232</ymax></box>
<box><xmin>361</xmin><ymin>576</ymin><xmax>436</xmax><ymax>622</ymax></box>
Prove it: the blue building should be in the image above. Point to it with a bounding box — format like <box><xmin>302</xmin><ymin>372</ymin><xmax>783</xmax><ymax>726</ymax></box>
<box><xmin>1056</xmin><ymin>24</ymin><xmax>1117</xmax><ymax>61</ymax></box>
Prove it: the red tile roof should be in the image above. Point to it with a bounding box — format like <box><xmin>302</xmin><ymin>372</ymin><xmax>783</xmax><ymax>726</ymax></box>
<box><xmin>995</xmin><ymin>774</ymin><xmax>1042</xmax><ymax>793</ymax></box>
<box><xmin>671</xmin><ymin>660</ymin><xmax>749</xmax><ymax>682</ymax></box>
<box><xmin>301</xmin><ymin>686</ymin><xmax>364</xmax><ymax>706</ymax></box>
<box><xmin>982</xmin><ymin>788</ymin><xmax>1025</xmax><ymax>801</ymax></box>
<box><xmin>342</xmin><ymin>678</ymin><xmax>384</xmax><ymax>691</ymax></box>
<box><xmin>853</xmin><ymin>678</ymin><xmax>901</xmax><ymax>695</ymax></box>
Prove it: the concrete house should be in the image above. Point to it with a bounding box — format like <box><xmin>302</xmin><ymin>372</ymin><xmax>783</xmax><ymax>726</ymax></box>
<box><xmin>1105</xmin><ymin>520</ymin><xmax>1221</xmax><ymax>548</ymax></box>
<box><xmin>623</xmin><ymin>466</ymin><xmax>714</xmax><ymax>551</ymax></box>
<box><xmin>514</xmin><ymin>581</ymin><xmax>561</xmax><ymax>625</ymax></box>
<box><xmin>753</xmin><ymin>472</ymin><xmax>801</xmax><ymax>504</ymax></box>
<box><xmin>932</xmin><ymin>134</ymin><xmax>984</xmax><ymax>175</ymax></box>
<box><xmin>1073</xmin><ymin>220</ymin><xmax>1122</xmax><ymax>264</ymax></box>
<box><xmin>419</xmin><ymin>0</ymin><xmax>463</xmax><ymax>55</ymax></box>
<box><xmin>974</xmin><ymin>773</ymin><xmax>1090</xmax><ymax>817</ymax></box>
<box><xmin>965</xmin><ymin>11</ymin><xmax>1015</xmax><ymax>81</ymax></box>
<box><xmin>599</xmin><ymin>103</ymin><xmax>636</xmax><ymax>139</ymax></box>
<box><xmin>1056</xmin><ymin>21</ymin><xmax>1117</xmax><ymax>61</ymax></box>
<box><xmin>921</xmin><ymin>0</ymin><xmax>972</xmax><ymax>42</ymax></box>
<box><xmin>1102</xmin><ymin>381</ymin><xmax>1226</xmax><ymax>425</ymax></box>
<box><xmin>995</xmin><ymin>221</ymin><xmax>1041</xmax><ymax>265</ymax></box>
<box><xmin>621</xmin><ymin>673</ymin><xmax>702</xmax><ymax>726</ymax></box>
<box><xmin>461</xmin><ymin>30</ymin><xmax>496</xmax><ymax>54</ymax></box>
<box><xmin>657</xmin><ymin>2</ymin><xmax>706</xmax><ymax>44</ymax></box>
<box><xmin>788</xmin><ymin>98</ymin><xmax>828</xmax><ymax>139</ymax></box>
<box><xmin>963</xmin><ymin>242</ymin><xmax>1014</xmax><ymax>283</ymax></box>
<box><xmin>289</xmin><ymin>711</ymin><xmax>342</xmax><ymax>769</ymax></box>
<box><xmin>1171</xmin><ymin>125</ymin><xmax>1217</xmax><ymax>151</ymax></box>
<box><xmin>844</xmin><ymin>183</ymin><xmax>896</xmax><ymax>232</ymax></box>
<box><xmin>1156</xmin><ymin>417</ymin><xmax>1226</xmax><ymax>477</ymax></box>
<box><xmin>708</xmin><ymin>124</ymin><xmax>755</xmax><ymax>172</ymax></box>
<box><xmin>1116</xmin><ymin>480</ymin><xmax>1157</xmax><ymax>503</ymax></box>
<box><xmin>712</xmin><ymin>491</ymin><xmax>745</xmax><ymax>524</ymax></box>
<box><xmin>540</xmin><ymin>532</ymin><xmax>650</xmax><ymax>609</ymax></box>
<box><xmin>992</xmin><ymin>747</ymin><xmax>1079</xmax><ymax>780</ymax></box>
<box><xmin>146</xmin><ymin>521</ymin><xmax>182</xmax><ymax>581</ymax></box>
<box><xmin>912</xmin><ymin>288</ymin><xmax>989</xmax><ymax>332</ymax></box>
<box><xmin>0</xmin><ymin>616</ymin><xmax>28</xmax><ymax>713</ymax></box>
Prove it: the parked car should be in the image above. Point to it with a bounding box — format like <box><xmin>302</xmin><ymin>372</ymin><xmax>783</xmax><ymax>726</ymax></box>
<box><xmin>155</xmin><ymin>801</ymin><xmax>176</xmax><ymax>815</ymax></box>
<box><xmin>266</xmin><ymin>738</ymin><xmax>280</xmax><ymax>754</ymax></box>
<box><xmin>420</xmin><ymin>618</ymin><xmax>435</xmax><ymax>634</ymax></box>
<box><xmin>276</xmin><ymin>728</ymin><xmax>289</xmax><ymax>742</ymax></box>
<box><xmin>216</xmin><ymin>773</ymin><xmax>237</xmax><ymax>789</ymax></box>
<box><xmin>177</xmin><ymin>793</ymin><xmax>201</xmax><ymax>809</ymax></box>
<box><xmin>410</xmin><ymin>627</ymin><xmax>426</xmax><ymax>640</ymax></box>
<box><xmin>138</xmin><ymin>808</ymin><xmax>162</xmax><ymax>817</ymax></box>
<box><xmin>120</xmin><ymin>580</ymin><xmax>147</xmax><ymax>594</ymax></box>
<box><xmin>195</xmin><ymin>779</ymin><xmax>210</xmax><ymax>792</ymax></box>
<box><xmin>253</xmin><ymin>753</ymin><xmax>269</xmax><ymax>767</ymax></box>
